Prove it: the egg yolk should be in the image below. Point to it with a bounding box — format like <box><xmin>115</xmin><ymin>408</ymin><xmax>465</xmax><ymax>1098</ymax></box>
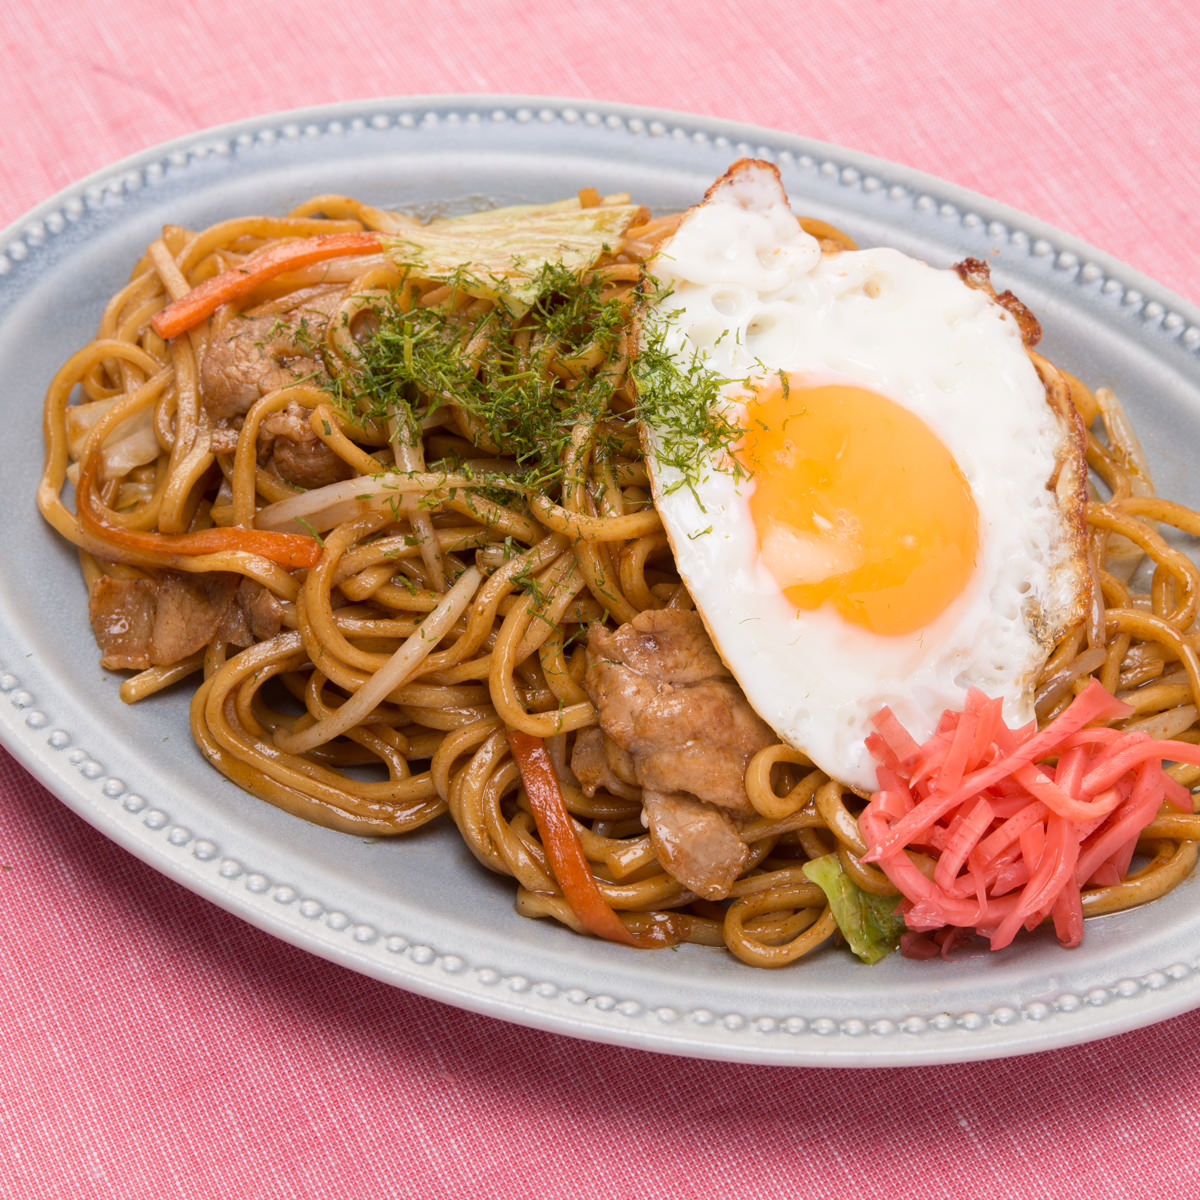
<box><xmin>737</xmin><ymin>376</ymin><xmax>979</xmax><ymax>636</ymax></box>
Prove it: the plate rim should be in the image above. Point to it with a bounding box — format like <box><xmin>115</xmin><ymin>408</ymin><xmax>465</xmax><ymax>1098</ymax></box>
<box><xmin>4</xmin><ymin>93</ymin><xmax>1200</xmax><ymax>1067</ymax></box>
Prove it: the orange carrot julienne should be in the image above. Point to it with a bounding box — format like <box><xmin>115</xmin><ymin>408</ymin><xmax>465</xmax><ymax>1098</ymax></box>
<box><xmin>149</xmin><ymin>231</ymin><xmax>383</xmax><ymax>339</ymax></box>
<box><xmin>76</xmin><ymin>450</ymin><xmax>321</xmax><ymax>570</ymax></box>
<box><xmin>507</xmin><ymin>730</ymin><xmax>677</xmax><ymax>948</ymax></box>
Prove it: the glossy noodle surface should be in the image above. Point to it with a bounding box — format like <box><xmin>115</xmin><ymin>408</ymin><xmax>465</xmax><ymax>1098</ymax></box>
<box><xmin>36</xmin><ymin>189</ymin><xmax>1200</xmax><ymax>967</ymax></box>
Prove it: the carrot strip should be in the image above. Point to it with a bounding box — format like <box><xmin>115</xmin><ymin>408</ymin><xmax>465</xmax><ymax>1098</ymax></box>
<box><xmin>76</xmin><ymin>449</ymin><xmax>320</xmax><ymax>570</ymax></box>
<box><xmin>507</xmin><ymin>730</ymin><xmax>673</xmax><ymax>949</ymax></box>
<box><xmin>149</xmin><ymin>231</ymin><xmax>383</xmax><ymax>338</ymax></box>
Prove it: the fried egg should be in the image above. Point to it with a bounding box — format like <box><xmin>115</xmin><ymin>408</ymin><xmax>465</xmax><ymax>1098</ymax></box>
<box><xmin>638</xmin><ymin>159</ymin><xmax>1089</xmax><ymax>793</ymax></box>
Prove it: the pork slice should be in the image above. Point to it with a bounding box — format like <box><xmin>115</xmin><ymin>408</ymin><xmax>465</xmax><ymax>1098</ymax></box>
<box><xmin>88</xmin><ymin>572</ymin><xmax>239</xmax><ymax>668</ymax></box>
<box><xmin>590</xmin><ymin>605</ymin><xmax>733</xmax><ymax>686</ymax></box>
<box><xmin>207</xmin><ymin>578</ymin><xmax>286</xmax><ymax>650</ymax></box>
<box><xmin>643</xmin><ymin>791</ymin><xmax>749</xmax><ymax>901</ymax></box>
<box><xmin>581</xmin><ymin>608</ymin><xmax>779</xmax><ymax>901</ymax></box>
<box><xmin>88</xmin><ymin>577</ymin><xmax>157</xmax><ymax>670</ymax></box>
<box><xmin>199</xmin><ymin>316</ymin><xmax>314</xmax><ymax>420</ymax></box>
<box><xmin>584</xmin><ymin>608</ymin><xmax>775</xmax><ymax>815</ymax></box>
<box><xmin>623</xmin><ymin>679</ymin><xmax>771</xmax><ymax>814</ymax></box>
<box><xmin>570</xmin><ymin>726</ymin><xmax>640</xmax><ymax>801</ymax></box>
<box><xmin>150</xmin><ymin>573</ymin><xmax>239</xmax><ymax>665</ymax></box>
<box><xmin>237</xmin><ymin>578</ymin><xmax>284</xmax><ymax>641</ymax></box>
<box><xmin>199</xmin><ymin>292</ymin><xmax>342</xmax><ymax>421</ymax></box>
<box><xmin>258</xmin><ymin>400</ymin><xmax>352</xmax><ymax>489</ymax></box>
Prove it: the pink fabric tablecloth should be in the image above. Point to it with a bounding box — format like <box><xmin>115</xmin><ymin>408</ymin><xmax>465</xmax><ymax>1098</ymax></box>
<box><xmin>3</xmin><ymin>2</ymin><xmax>1199</xmax><ymax>1196</ymax></box>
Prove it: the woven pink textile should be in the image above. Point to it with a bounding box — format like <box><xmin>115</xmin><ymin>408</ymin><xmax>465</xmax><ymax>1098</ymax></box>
<box><xmin>3</xmin><ymin>1</ymin><xmax>1200</xmax><ymax>1196</ymax></box>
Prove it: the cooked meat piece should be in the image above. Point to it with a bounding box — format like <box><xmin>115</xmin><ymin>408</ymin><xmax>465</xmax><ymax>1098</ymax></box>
<box><xmin>642</xmin><ymin>790</ymin><xmax>749</xmax><ymax>901</ymax></box>
<box><xmin>236</xmin><ymin>578</ymin><xmax>284</xmax><ymax>642</ymax></box>
<box><xmin>584</xmin><ymin>608</ymin><xmax>775</xmax><ymax>815</ymax></box>
<box><xmin>212</xmin><ymin>578</ymin><xmax>286</xmax><ymax>649</ymax></box>
<box><xmin>581</xmin><ymin>609</ymin><xmax>778</xmax><ymax>900</ymax></box>
<box><xmin>570</xmin><ymin>726</ymin><xmax>640</xmax><ymax>801</ymax></box>
<box><xmin>199</xmin><ymin>315</ymin><xmax>317</xmax><ymax>420</ymax></box>
<box><xmin>87</xmin><ymin>572</ymin><xmax>241</xmax><ymax>669</ymax></box>
<box><xmin>89</xmin><ymin>576</ymin><xmax>157</xmax><ymax>669</ymax></box>
<box><xmin>216</xmin><ymin>599</ymin><xmax>252</xmax><ymax>649</ymax></box>
<box><xmin>589</xmin><ymin>604</ymin><xmax>733</xmax><ymax>688</ymax></box>
<box><xmin>258</xmin><ymin>400</ymin><xmax>352</xmax><ymax>489</ymax></box>
<box><xmin>150</xmin><ymin>573</ymin><xmax>239</xmax><ymax>665</ymax></box>
<box><xmin>199</xmin><ymin>293</ymin><xmax>341</xmax><ymax>421</ymax></box>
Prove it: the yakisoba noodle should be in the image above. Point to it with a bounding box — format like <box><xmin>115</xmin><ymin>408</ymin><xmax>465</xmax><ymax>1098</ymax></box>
<box><xmin>37</xmin><ymin>186</ymin><xmax>1200</xmax><ymax>967</ymax></box>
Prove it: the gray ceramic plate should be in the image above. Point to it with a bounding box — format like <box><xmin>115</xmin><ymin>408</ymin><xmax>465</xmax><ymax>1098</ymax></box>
<box><xmin>3</xmin><ymin>96</ymin><xmax>1200</xmax><ymax>1067</ymax></box>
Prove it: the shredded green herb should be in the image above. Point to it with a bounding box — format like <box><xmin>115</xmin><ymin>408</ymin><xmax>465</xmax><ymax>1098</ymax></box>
<box><xmin>329</xmin><ymin>261</ymin><xmax>629</xmax><ymax>498</ymax></box>
<box><xmin>630</xmin><ymin>281</ymin><xmax>746</xmax><ymax>497</ymax></box>
<box><xmin>294</xmin><ymin>517</ymin><xmax>325</xmax><ymax>547</ymax></box>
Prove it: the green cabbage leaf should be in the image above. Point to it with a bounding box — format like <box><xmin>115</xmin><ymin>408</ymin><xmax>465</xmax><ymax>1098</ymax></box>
<box><xmin>381</xmin><ymin>196</ymin><xmax>642</xmax><ymax>315</ymax></box>
<box><xmin>802</xmin><ymin>853</ymin><xmax>907</xmax><ymax>964</ymax></box>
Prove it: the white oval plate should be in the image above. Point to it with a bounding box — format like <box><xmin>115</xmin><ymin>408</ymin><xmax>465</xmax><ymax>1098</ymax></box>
<box><xmin>3</xmin><ymin>96</ymin><xmax>1200</xmax><ymax>1067</ymax></box>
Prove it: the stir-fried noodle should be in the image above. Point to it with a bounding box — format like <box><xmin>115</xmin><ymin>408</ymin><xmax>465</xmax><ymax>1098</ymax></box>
<box><xmin>37</xmin><ymin>188</ymin><xmax>1200</xmax><ymax>965</ymax></box>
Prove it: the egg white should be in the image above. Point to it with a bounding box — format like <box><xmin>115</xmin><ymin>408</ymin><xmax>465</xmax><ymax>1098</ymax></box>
<box><xmin>640</xmin><ymin>160</ymin><xmax>1087</xmax><ymax>792</ymax></box>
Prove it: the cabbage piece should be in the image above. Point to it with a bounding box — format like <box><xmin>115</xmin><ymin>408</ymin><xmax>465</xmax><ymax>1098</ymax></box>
<box><xmin>67</xmin><ymin>397</ymin><xmax>161</xmax><ymax>481</ymax></box>
<box><xmin>381</xmin><ymin>195</ymin><xmax>642</xmax><ymax>315</ymax></box>
<box><xmin>802</xmin><ymin>853</ymin><xmax>906</xmax><ymax>964</ymax></box>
